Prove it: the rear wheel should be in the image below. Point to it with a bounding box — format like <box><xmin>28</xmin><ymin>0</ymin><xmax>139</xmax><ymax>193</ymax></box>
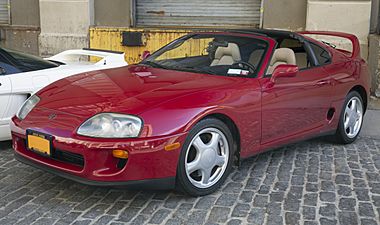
<box><xmin>334</xmin><ymin>91</ymin><xmax>364</xmax><ymax>144</ymax></box>
<box><xmin>176</xmin><ymin>118</ymin><xmax>234</xmax><ymax>196</ymax></box>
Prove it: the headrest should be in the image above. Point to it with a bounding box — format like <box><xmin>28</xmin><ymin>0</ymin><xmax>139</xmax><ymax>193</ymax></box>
<box><xmin>214</xmin><ymin>43</ymin><xmax>241</xmax><ymax>61</ymax></box>
<box><xmin>270</xmin><ymin>48</ymin><xmax>296</xmax><ymax>66</ymax></box>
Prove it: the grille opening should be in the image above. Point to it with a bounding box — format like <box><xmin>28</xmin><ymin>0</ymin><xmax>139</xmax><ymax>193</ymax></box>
<box><xmin>23</xmin><ymin>138</ymin><xmax>84</xmax><ymax>168</ymax></box>
<box><xmin>117</xmin><ymin>159</ymin><xmax>128</xmax><ymax>169</ymax></box>
<box><xmin>54</xmin><ymin>149</ymin><xmax>84</xmax><ymax>167</ymax></box>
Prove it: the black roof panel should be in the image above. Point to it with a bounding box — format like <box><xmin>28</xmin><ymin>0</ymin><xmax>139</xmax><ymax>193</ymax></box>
<box><xmin>224</xmin><ymin>29</ymin><xmax>306</xmax><ymax>42</ymax></box>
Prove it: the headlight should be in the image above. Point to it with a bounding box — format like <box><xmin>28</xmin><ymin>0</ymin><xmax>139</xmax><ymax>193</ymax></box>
<box><xmin>77</xmin><ymin>113</ymin><xmax>143</xmax><ymax>138</ymax></box>
<box><xmin>16</xmin><ymin>95</ymin><xmax>40</xmax><ymax>120</ymax></box>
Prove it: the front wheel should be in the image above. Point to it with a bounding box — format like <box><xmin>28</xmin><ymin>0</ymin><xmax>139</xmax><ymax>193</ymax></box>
<box><xmin>176</xmin><ymin>118</ymin><xmax>234</xmax><ymax>196</ymax></box>
<box><xmin>334</xmin><ymin>91</ymin><xmax>364</xmax><ymax>144</ymax></box>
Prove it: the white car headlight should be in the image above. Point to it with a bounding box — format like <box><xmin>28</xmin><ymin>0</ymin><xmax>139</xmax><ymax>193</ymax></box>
<box><xmin>16</xmin><ymin>95</ymin><xmax>40</xmax><ymax>120</ymax></box>
<box><xmin>77</xmin><ymin>113</ymin><xmax>143</xmax><ymax>138</ymax></box>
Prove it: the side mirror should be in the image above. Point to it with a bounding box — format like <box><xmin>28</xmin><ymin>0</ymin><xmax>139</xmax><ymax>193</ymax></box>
<box><xmin>141</xmin><ymin>50</ymin><xmax>151</xmax><ymax>60</ymax></box>
<box><xmin>270</xmin><ymin>64</ymin><xmax>299</xmax><ymax>83</ymax></box>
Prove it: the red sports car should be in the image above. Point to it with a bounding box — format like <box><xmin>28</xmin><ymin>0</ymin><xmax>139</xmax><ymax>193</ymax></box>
<box><xmin>11</xmin><ymin>30</ymin><xmax>370</xmax><ymax>196</ymax></box>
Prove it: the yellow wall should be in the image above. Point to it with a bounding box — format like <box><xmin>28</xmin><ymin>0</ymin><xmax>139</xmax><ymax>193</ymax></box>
<box><xmin>90</xmin><ymin>27</ymin><xmax>193</xmax><ymax>64</ymax></box>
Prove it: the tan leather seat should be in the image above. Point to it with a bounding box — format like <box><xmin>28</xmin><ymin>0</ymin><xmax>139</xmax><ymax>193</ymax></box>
<box><xmin>211</xmin><ymin>43</ymin><xmax>241</xmax><ymax>66</ymax></box>
<box><xmin>267</xmin><ymin>48</ymin><xmax>296</xmax><ymax>74</ymax></box>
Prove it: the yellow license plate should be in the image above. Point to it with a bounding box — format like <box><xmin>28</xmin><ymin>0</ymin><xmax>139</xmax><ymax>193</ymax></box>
<box><xmin>27</xmin><ymin>132</ymin><xmax>51</xmax><ymax>156</ymax></box>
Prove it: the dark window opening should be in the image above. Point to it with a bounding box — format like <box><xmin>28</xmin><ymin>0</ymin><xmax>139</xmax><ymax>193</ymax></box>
<box><xmin>310</xmin><ymin>42</ymin><xmax>332</xmax><ymax>66</ymax></box>
<box><xmin>0</xmin><ymin>48</ymin><xmax>59</xmax><ymax>75</ymax></box>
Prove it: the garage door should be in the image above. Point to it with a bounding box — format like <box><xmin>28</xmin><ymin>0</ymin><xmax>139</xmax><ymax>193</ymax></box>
<box><xmin>0</xmin><ymin>0</ymin><xmax>9</xmax><ymax>24</ymax></box>
<box><xmin>136</xmin><ymin>0</ymin><xmax>262</xmax><ymax>28</ymax></box>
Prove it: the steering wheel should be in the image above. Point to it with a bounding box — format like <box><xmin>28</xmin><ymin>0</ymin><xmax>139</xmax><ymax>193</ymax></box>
<box><xmin>231</xmin><ymin>61</ymin><xmax>256</xmax><ymax>74</ymax></box>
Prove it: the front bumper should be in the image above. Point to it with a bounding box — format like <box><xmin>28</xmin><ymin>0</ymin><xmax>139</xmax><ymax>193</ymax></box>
<box><xmin>14</xmin><ymin>153</ymin><xmax>175</xmax><ymax>189</ymax></box>
<box><xmin>11</xmin><ymin>118</ymin><xmax>187</xmax><ymax>188</ymax></box>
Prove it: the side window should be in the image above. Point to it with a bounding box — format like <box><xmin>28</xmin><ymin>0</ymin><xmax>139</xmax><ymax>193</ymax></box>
<box><xmin>310</xmin><ymin>42</ymin><xmax>331</xmax><ymax>66</ymax></box>
<box><xmin>0</xmin><ymin>54</ymin><xmax>21</xmax><ymax>75</ymax></box>
<box><xmin>0</xmin><ymin>62</ymin><xmax>21</xmax><ymax>75</ymax></box>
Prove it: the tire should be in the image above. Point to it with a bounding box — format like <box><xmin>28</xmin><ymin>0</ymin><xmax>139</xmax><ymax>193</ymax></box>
<box><xmin>176</xmin><ymin>118</ymin><xmax>235</xmax><ymax>196</ymax></box>
<box><xmin>334</xmin><ymin>91</ymin><xmax>364</xmax><ymax>144</ymax></box>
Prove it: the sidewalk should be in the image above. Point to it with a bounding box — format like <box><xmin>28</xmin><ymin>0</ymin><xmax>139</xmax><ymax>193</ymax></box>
<box><xmin>361</xmin><ymin>109</ymin><xmax>380</xmax><ymax>139</ymax></box>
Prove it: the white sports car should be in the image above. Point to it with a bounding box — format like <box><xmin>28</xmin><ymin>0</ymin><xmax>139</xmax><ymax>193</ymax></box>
<box><xmin>0</xmin><ymin>48</ymin><xmax>128</xmax><ymax>141</ymax></box>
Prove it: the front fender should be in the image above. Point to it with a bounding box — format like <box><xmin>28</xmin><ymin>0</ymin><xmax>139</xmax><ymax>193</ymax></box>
<box><xmin>138</xmin><ymin>80</ymin><xmax>263</xmax><ymax>159</ymax></box>
<box><xmin>138</xmin><ymin>94</ymin><xmax>237</xmax><ymax>138</ymax></box>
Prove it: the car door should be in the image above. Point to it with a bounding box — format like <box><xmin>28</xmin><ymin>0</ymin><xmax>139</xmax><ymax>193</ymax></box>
<box><xmin>259</xmin><ymin>39</ymin><xmax>334</xmax><ymax>146</ymax></box>
<box><xmin>0</xmin><ymin>75</ymin><xmax>12</xmax><ymax>122</ymax></box>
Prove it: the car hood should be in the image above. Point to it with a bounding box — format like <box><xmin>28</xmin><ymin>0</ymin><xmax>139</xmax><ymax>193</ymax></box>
<box><xmin>36</xmin><ymin>65</ymin><xmax>239</xmax><ymax>119</ymax></box>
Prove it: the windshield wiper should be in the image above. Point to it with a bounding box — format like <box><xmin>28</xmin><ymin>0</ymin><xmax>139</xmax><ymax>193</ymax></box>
<box><xmin>139</xmin><ymin>62</ymin><xmax>218</xmax><ymax>75</ymax></box>
<box><xmin>176</xmin><ymin>66</ymin><xmax>218</xmax><ymax>75</ymax></box>
<box><xmin>139</xmin><ymin>61</ymin><xmax>171</xmax><ymax>70</ymax></box>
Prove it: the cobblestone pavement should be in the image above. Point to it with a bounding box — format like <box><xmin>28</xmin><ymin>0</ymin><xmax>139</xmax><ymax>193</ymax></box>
<box><xmin>0</xmin><ymin>137</ymin><xmax>379</xmax><ymax>225</ymax></box>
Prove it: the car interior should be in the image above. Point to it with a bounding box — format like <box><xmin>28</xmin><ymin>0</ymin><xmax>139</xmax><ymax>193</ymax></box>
<box><xmin>151</xmin><ymin>35</ymin><xmax>268</xmax><ymax>76</ymax></box>
<box><xmin>267</xmin><ymin>48</ymin><xmax>297</xmax><ymax>74</ymax></box>
<box><xmin>264</xmin><ymin>37</ymin><xmax>313</xmax><ymax>75</ymax></box>
<box><xmin>210</xmin><ymin>43</ymin><xmax>241</xmax><ymax>66</ymax></box>
<box><xmin>279</xmin><ymin>38</ymin><xmax>312</xmax><ymax>69</ymax></box>
<box><xmin>150</xmin><ymin>32</ymin><xmax>324</xmax><ymax>77</ymax></box>
<box><xmin>208</xmin><ymin>40</ymin><xmax>268</xmax><ymax>69</ymax></box>
<box><xmin>205</xmin><ymin>35</ymin><xmax>315</xmax><ymax>75</ymax></box>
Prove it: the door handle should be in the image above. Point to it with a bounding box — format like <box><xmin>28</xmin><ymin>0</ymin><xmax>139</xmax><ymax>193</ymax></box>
<box><xmin>315</xmin><ymin>80</ymin><xmax>330</xmax><ymax>86</ymax></box>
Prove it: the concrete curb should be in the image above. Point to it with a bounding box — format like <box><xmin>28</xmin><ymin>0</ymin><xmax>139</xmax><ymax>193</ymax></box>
<box><xmin>360</xmin><ymin>110</ymin><xmax>380</xmax><ymax>139</ymax></box>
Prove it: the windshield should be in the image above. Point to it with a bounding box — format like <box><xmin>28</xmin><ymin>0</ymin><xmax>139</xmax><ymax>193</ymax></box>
<box><xmin>141</xmin><ymin>34</ymin><xmax>268</xmax><ymax>77</ymax></box>
<box><xmin>2</xmin><ymin>48</ymin><xmax>59</xmax><ymax>72</ymax></box>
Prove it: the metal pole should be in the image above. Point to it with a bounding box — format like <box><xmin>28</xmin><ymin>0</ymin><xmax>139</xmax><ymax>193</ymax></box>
<box><xmin>371</xmin><ymin>0</ymin><xmax>380</xmax><ymax>34</ymax></box>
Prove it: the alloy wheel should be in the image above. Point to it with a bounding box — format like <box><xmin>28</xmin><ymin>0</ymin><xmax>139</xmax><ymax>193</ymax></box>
<box><xmin>343</xmin><ymin>96</ymin><xmax>363</xmax><ymax>139</ymax></box>
<box><xmin>184</xmin><ymin>127</ymin><xmax>229</xmax><ymax>189</ymax></box>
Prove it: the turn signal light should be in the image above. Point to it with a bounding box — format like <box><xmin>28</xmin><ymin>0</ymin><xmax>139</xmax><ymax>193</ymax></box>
<box><xmin>165</xmin><ymin>142</ymin><xmax>181</xmax><ymax>151</ymax></box>
<box><xmin>112</xmin><ymin>150</ymin><xmax>129</xmax><ymax>159</ymax></box>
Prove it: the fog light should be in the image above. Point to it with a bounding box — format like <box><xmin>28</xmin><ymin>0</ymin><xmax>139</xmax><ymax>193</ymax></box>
<box><xmin>112</xmin><ymin>150</ymin><xmax>129</xmax><ymax>159</ymax></box>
